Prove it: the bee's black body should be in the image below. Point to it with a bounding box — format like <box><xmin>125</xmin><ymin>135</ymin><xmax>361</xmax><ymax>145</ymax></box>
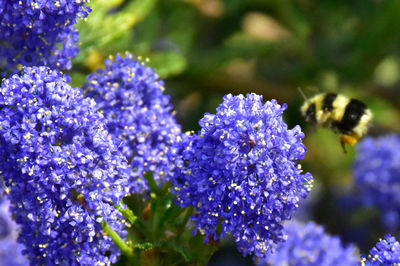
<box><xmin>301</xmin><ymin>92</ymin><xmax>372</xmax><ymax>152</ymax></box>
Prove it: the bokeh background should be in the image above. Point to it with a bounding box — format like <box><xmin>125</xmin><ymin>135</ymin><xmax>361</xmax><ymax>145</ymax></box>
<box><xmin>70</xmin><ymin>0</ymin><xmax>400</xmax><ymax>259</ymax></box>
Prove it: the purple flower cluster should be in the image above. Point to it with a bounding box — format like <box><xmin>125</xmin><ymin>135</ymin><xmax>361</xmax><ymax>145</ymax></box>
<box><xmin>0</xmin><ymin>0</ymin><xmax>90</xmax><ymax>71</ymax></box>
<box><xmin>354</xmin><ymin>135</ymin><xmax>400</xmax><ymax>231</ymax></box>
<box><xmin>0</xmin><ymin>199</ymin><xmax>28</xmax><ymax>265</ymax></box>
<box><xmin>361</xmin><ymin>234</ymin><xmax>400</xmax><ymax>265</ymax></box>
<box><xmin>85</xmin><ymin>53</ymin><xmax>183</xmax><ymax>193</ymax></box>
<box><xmin>0</xmin><ymin>67</ymin><xmax>130</xmax><ymax>265</ymax></box>
<box><xmin>259</xmin><ymin>221</ymin><xmax>359</xmax><ymax>266</ymax></box>
<box><xmin>172</xmin><ymin>94</ymin><xmax>313</xmax><ymax>258</ymax></box>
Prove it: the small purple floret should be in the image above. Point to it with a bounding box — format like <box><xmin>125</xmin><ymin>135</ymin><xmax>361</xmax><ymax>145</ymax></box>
<box><xmin>0</xmin><ymin>66</ymin><xmax>129</xmax><ymax>265</ymax></box>
<box><xmin>259</xmin><ymin>221</ymin><xmax>359</xmax><ymax>266</ymax></box>
<box><xmin>172</xmin><ymin>93</ymin><xmax>313</xmax><ymax>258</ymax></box>
<box><xmin>361</xmin><ymin>234</ymin><xmax>400</xmax><ymax>265</ymax></box>
<box><xmin>354</xmin><ymin>135</ymin><xmax>400</xmax><ymax>231</ymax></box>
<box><xmin>0</xmin><ymin>0</ymin><xmax>91</xmax><ymax>71</ymax></box>
<box><xmin>85</xmin><ymin>53</ymin><xmax>183</xmax><ymax>194</ymax></box>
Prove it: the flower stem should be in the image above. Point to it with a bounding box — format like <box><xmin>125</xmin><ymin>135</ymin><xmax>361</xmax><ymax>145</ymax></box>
<box><xmin>102</xmin><ymin>220</ymin><xmax>134</xmax><ymax>259</ymax></box>
<box><xmin>116</xmin><ymin>201</ymin><xmax>150</xmax><ymax>235</ymax></box>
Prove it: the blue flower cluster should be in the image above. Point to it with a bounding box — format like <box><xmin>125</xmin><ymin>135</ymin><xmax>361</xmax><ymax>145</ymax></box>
<box><xmin>0</xmin><ymin>199</ymin><xmax>28</xmax><ymax>265</ymax></box>
<box><xmin>361</xmin><ymin>234</ymin><xmax>400</xmax><ymax>265</ymax></box>
<box><xmin>0</xmin><ymin>67</ymin><xmax>130</xmax><ymax>265</ymax></box>
<box><xmin>0</xmin><ymin>0</ymin><xmax>90</xmax><ymax>71</ymax></box>
<box><xmin>172</xmin><ymin>94</ymin><xmax>313</xmax><ymax>258</ymax></box>
<box><xmin>354</xmin><ymin>135</ymin><xmax>400</xmax><ymax>231</ymax></box>
<box><xmin>85</xmin><ymin>53</ymin><xmax>183</xmax><ymax>193</ymax></box>
<box><xmin>259</xmin><ymin>221</ymin><xmax>359</xmax><ymax>266</ymax></box>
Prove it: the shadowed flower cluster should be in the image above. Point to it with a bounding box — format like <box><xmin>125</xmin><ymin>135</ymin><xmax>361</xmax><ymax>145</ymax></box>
<box><xmin>0</xmin><ymin>199</ymin><xmax>28</xmax><ymax>265</ymax></box>
<box><xmin>354</xmin><ymin>135</ymin><xmax>400</xmax><ymax>230</ymax></box>
<box><xmin>361</xmin><ymin>234</ymin><xmax>400</xmax><ymax>265</ymax></box>
<box><xmin>0</xmin><ymin>67</ymin><xmax>130</xmax><ymax>265</ymax></box>
<box><xmin>172</xmin><ymin>93</ymin><xmax>313</xmax><ymax>258</ymax></box>
<box><xmin>0</xmin><ymin>0</ymin><xmax>90</xmax><ymax>71</ymax></box>
<box><xmin>85</xmin><ymin>53</ymin><xmax>183</xmax><ymax>193</ymax></box>
<box><xmin>258</xmin><ymin>221</ymin><xmax>359</xmax><ymax>266</ymax></box>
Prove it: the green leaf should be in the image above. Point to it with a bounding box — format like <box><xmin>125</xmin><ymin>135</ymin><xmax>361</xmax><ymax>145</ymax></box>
<box><xmin>76</xmin><ymin>0</ymin><xmax>156</xmax><ymax>63</ymax></box>
<box><xmin>169</xmin><ymin>243</ymin><xmax>192</xmax><ymax>261</ymax></box>
<box><xmin>147</xmin><ymin>52</ymin><xmax>187</xmax><ymax>78</ymax></box>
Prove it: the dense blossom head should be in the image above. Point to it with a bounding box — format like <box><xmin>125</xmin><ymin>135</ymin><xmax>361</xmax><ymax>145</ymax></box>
<box><xmin>258</xmin><ymin>221</ymin><xmax>359</xmax><ymax>266</ymax></box>
<box><xmin>354</xmin><ymin>135</ymin><xmax>400</xmax><ymax>230</ymax></box>
<box><xmin>0</xmin><ymin>66</ymin><xmax>130</xmax><ymax>265</ymax></box>
<box><xmin>85</xmin><ymin>53</ymin><xmax>183</xmax><ymax>193</ymax></box>
<box><xmin>0</xmin><ymin>199</ymin><xmax>29</xmax><ymax>265</ymax></box>
<box><xmin>361</xmin><ymin>234</ymin><xmax>400</xmax><ymax>265</ymax></box>
<box><xmin>172</xmin><ymin>94</ymin><xmax>313</xmax><ymax>258</ymax></box>
<box><xmin>0</xmin><ymin>0</ymin><xmax>90</xmax><ymax>71</ymax></box>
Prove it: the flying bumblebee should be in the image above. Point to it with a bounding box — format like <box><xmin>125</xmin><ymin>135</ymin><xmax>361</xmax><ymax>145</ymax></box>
<box><xmin>301</xmin><ymin>92</ymin><xmax>373</xmax><ymax>152</ymax></box>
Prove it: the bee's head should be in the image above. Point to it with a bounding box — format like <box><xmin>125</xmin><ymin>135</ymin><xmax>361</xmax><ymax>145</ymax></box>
<box><xmin>301</xmin><ymin>101</ymin><xmax>317</xmax><ymax>124</ymax></box>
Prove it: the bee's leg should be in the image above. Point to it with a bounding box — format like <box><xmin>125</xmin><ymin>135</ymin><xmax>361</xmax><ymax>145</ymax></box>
<box><xmin>340</xmin><ymin>140</ymin><xmax>348</xmax><ymax>154</ymax></box>
<box><xmin>340</xmin><ymin>134</ymin><xmax>359</xmax><ymax>153</ymax></box>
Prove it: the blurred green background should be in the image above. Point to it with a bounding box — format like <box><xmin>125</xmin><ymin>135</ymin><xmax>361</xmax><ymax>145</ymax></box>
<box><xmin>71</xmin><ymin>0</ymin><xmax>400</xmax><ymax>254</ymax></box>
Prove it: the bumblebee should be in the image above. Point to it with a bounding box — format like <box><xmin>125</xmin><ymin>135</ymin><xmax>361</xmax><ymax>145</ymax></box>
<box><xmin>301</xmin><ymin>92</ymin><xmax>373</xmax><ymax>152</ymax></box>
